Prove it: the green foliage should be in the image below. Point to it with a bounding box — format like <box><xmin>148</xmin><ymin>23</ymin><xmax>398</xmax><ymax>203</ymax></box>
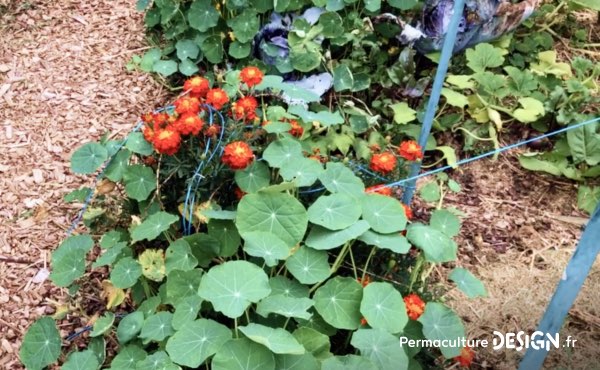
<box><xmin>19</xmin><ymin>317</ymin><xmax>61</xmax><ymax>370</ymax></box>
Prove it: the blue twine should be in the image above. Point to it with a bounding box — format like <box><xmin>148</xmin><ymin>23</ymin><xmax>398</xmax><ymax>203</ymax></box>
<box><xmin>65</xmin><ymin>313</ymin><xmax>127</xmax><ymax>341</ymax></box>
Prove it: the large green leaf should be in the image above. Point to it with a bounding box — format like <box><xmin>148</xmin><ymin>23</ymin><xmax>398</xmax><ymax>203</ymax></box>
<box><xmin>512</xmin><ymin>97</ymin><xmax>545</xmax><ymax>123</ymax></box>
<box><xmin>108</xmin><ymin>345</ymin><xmax>147</xmax><ymax>369</ymax></box>
<box><xmin>20</xmin><ymin>317</ymin><xmax>61</xmax><ymax>370</ymax></box>
<box><xmin>275</xmin><ymin>353</ymin><xmax>319</xmax><ymax>370</ymax></box>
<box><xmin>333</xmin><ymin>64</ymin><xmax>354</xmax><ymax>92</ymax></box>
<box><xmin>263</xmin><ymin>138</ymin><xmax>303</xmax><ymax>168</ymax></box>
<box><xmin>429</xmin><ymin>209</ymin><xmax>461</xmax><ymax>237</ymax></box>
<box><xmin>286</xmin><ymin>246</ymin><xmax>331</xmax><ymax>284</ymax></box>
<box><xmin>207</xmin><ymin>220</ymin><xmax>240</xmax><ymax>257</ymax></box>
<box><xmin>201</xmin><ymin>35</ymin><xmax>224</xmax><ymax>63</ymax></box>
<box><xmin>167</xmin><ymin>269</ymin><xmax>203</xmax><ymax>304</ymax></box>
<box><xmin>360</xmin><ymin>194</ymin><xmax>407</xmax><ymax>233</ymax></box>
<box><xmin>449</xmin><ymin>268</ymin><xmax>487</xmax><ymax>298</ymax></box>
<box><xmin>153</xmin><ymin>60</ymin><xmax>178</xmax><ymax>77</ymax></box>
<box><xmin>123</xmin><ymin>164</ymin><xmax>156</xmax><ymax>201</ymax></box>
<box><xmin>165</xmin><ymin>239</ymin><xmax>198</xmax><ymax>274</ymax></box>
<box><xmin>104</xmin><ymin>149</ymin><xmax>131</xmax><ymax>182</ymax></box>
<box><xmin>175</xmin><ymin>39</ymin><xmax>200</xmax><ymax>60</ymax></box>
<box><xmin>242</xmin><ymin>231</ymin><xmax>291</xmax><ymax>266</ymax></box>
<box><xmin>256</xmin><ymin>295</ymin><xmax>314</xmax><ymax>320</ymax></box>
<box><xmin>318</xmin><ymin>162</ymin><xmax>365</xmax><ymax>197</ymax></box>
<box><xmin>136</xmin><ymin>351</ymin><xmax>179</xmax><ymax>370</ymax></box>
<box><xmin>212</xmin><ymin>338</ymin><xmax>275</xmax><ymax>370</ymax></box>
<box><xmin>227</xmin><ymin>10</ymin><xmax>260</xmax><ymax>43</ymax></box>
<box><xmin>360</xmin><ymin>282</ymin><xmax>408</xmax><ymax>334</ymax></box>
<box><xmin>93</xmin><ymin>241</ymin><xmax>127</xmax><ymax>267</ymax></box>
<box><xmin>117</xmin><ymin>312</ymin><xmax>144</xmax><ymax>344</ymax></box>
<box><xmin>358</xmin><ymin>230</ymin><xmax>410</xmax><ymax>253</ymax></box>
<box><xmin>125</xmin><ymin>132</ymin><xmax>154</xmax><ymax>156</ymax></box>
<box><xmin>62</xmin><ymin>350</ymin><xmax>100</xmax><ymax>370</ymax></box>
<box><xmin>567</xmin><ymin>122</ymin><xmax>600</xmax><ymax>166</ymax></box>
<box><xmin>314</xmin><ymin>277</ymin><xmax>362</xmax><ymax>330</ymax></box>
<box><xmin>305</xmin><ymin>221</ymin><xmax>370</xmax><ymax>250</ymax></box>
<box><xmin>110</xmin><ymin>257</ymin><xmax>142</xmax><ymax>289</ymax></box>
<box><xmin>131</xmin><ymin>212</ymin><xmax>178</xmax><ymax>242</ymax></box>
<box><xmin>351</xmin><ymin>329</ymin><xmax>409</xmax><ymax>370</ymax></box>
<box><xmin>418</xmin><ymin>302</ymin><xmax>466</xmax><ymax>358</ymax></box>
<box><xmin>91</xmin><ymin>312</ymin><xmax>115</xmax><ymax>337</ymax></box>
<box><xmin>239</xmin><ymin>323</ymin><xmax>305</xmax><ymax>354</ymax></box>
<box><xmin>188</xmin><ymin>0</ymin><xmax>219</xmax><ymax>32</ymax></box>
<box><xmin>172</xmin><ymin>295</ymin><xmax>203</xmax><ymax>330</ymax></box>
<box><xmin>269</xmin><ymin>276</ymin><xmax>309</xmax><ymax>298</ymax></box>
<box><xmin>307</xmin><ymin>194</ymin><xmax>362</xmax><ymax>230</ymax></box>
<box><xmin>140</xmin><ymin>312</ymin><xmax>174</xmax><ymax>342</ymax></box>
<box><xmin>279</xmin><ymin>157</ymin><xmax>324</xmax><ymax>187</ymax></box>
<box><xmin>198</xmin><ymin>261</ymin><xmax>271</xmax><ymax>318</ymax></box>
<box><xmin>292</xmin><ymin>327</ymin><xmax>330</xmax><ymax>360</ymax></box>
<box><xmin>71</xmin><ymin>142</ymin><xmax>108</xmax><ymax>174</ymax></box>
<box><xmin>406</xmin><ymin>224</ymin><xmax>457</xmax><ymax>263</ymax></box>
<box><xmin>166</xmin><ymin>319</ymin><xmax>232</xmax><ymax>368</ymax></box>
<box><xmin>235</xmin><ymin>161</ymin><xmax>271</xmax><ymax>193</ymax></box>
<box><xmin>571</xmin><ymin>0</ymin><xmax>600</xmax><ymax>10</ymax></box>
<box><xmin>321</xmin><ymin>355</ymin><xmax>377</xmax><ymax>370</ymax></box>
<box><xmin>236</xmin><ymin>192</ymin><xmax>308</xmax><ymax>247</ymax></box>
<box><xmin>50</xmin><ymin>235</ymin><xmax>93</xmax><ymax>287</ymax></box>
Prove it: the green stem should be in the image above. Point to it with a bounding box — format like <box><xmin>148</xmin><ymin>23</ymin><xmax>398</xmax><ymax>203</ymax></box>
<box><xmin>283</xmin><ymin>317</ymin><xmax>291</xmax><ymax>330</ymax></box>
<box><xmin>361</xmin><ymin>247</ymin><xmax>377</xmax><ymax>283</ymax></box>
<box><xmin>437</xmin><ymin>183</ymin><xmax>446</xmax><ymax>210</ymax></box>
<box><xmin>408</xmin><ymin>254</ymin><xmax>425</xmax><ymax>292</ymax></box>
<box><xmin>452</xmin><ymin>126</ymin><xmax>496</xmax><ymax>142</ymax></box>
<box><xmin>348</xmin><ymin>246</ymin><xmax>358</xmax><ymax>280</ymax></box>
<box><xmin>309</xmin><ymin>242</ymin><xmax>352</xmax><ymax>294</ymax></box>
<box><xmin>234</xmin><ymin>318</ymin><xmax>239</xmax><ymax>338</ymax></box>
<box><xmin>141</xmin><ymin>277</ymin><xmax>152</xmax><ymax>299</ymax></box>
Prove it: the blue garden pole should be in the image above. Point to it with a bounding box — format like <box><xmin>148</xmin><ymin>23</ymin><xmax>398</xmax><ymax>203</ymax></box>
<box><xmin>401</xmin><ymin>0</ymin><xmax>465</xmax><ymax>205</ymax></box>
<box><xmin>518</xmin><ymin>202</ymin><xmax>600</xmax><ymax>369</ymax></box>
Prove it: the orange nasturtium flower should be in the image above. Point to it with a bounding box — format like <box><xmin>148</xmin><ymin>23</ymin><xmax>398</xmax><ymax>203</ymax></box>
<box><xmin>369</xmin><ymin>152</ymin><xmax>397</xmax><ymax>174</ymax></box>
<box><xmin>240</xmin><ymin>66</ymin><xmax>264</xmax><ymax>87</ymax></box>
<box><xmin>174</xmin><ymin>96</ymin><xmax>200</xmax><ymax>115</ymax></box>
<box><xmin>184</xmin><ymin>76</ymin><xmax>210</xmax><ymax>97</ymax></box>
<box><xmin>222</xmin><ymin>141</ymin><xmax>254</xmax><ymax>170</ymax></box>
<box><xmin>153</xmin><ymin>128</ymin><xmax>181</xmax><ymax>155</ymax></box>
<box><xmin>206</xmin><ymin>88</ymin><xmax>229</xmax><ymax>110</ymax></box>
<box><xmin>365</xmin><ymin>185</ymin><xmax>393</xmax><ymax>196</ymax></box>
<box><xmin>454</xmin><ymin>346</ymin><xmax>475</xmax><ymax>367</ymax></box>
<box><xmin>404</xmin><ymin>293</ymin><xmax>425</xmax><ymax>320</ymax></box>
<box><xmin>398</xmin><ymin>140</ymin><xmax>423</xmax><ymax>161</ymax></box>
<box><xmin>402</xmin><ymin>203</ymin><xmax>413</xmax><ymax>220</ymax></box>
<box><xmin>357</xmin><ymin>275</ymin><xmax>371</xmax><ymax>287</ymax></box>
<box><xmin>175</xmin><ymin>113</ymin><xmax>204</xmax><ymax>136</ymax></box>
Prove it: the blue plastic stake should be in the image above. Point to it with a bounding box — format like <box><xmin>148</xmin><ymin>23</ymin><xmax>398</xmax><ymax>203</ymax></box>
<box><xmin>519</xmin><ymin>202</ymin><xmax>600</xmax><ymax>370</ymax></box>
<box><xmin>401</xmin><ymin>0</ymin><xmax>466</xmax><ymax>205</ymax></box>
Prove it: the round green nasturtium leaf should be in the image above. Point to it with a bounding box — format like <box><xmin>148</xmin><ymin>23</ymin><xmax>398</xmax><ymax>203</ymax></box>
<box><xmin>201</xmin><ymin>35</ymin><xmax>224</xmax><ymax>63</ymax></box>
<box><xmin>263</xmin><ymin>138</ymin><xmax>303</xmax><ymax>168</ymax></box>
<box><xmin>109</xmin><ymin>345</ymin><xmax>147</xmax><ymax>369</ymax></box>
<box><xmin>179</xmin><ymin>58</ymin><xmax>200</xmax><ymax>76</ymax></box>
<box><xmin>406</xmin><ymin>223</ymin><xmax>457</xmax><ymax>263</ymax></box>
<box><xmin>449</xmin><ymin>267</ymin><xmax>487</xmax><ymax>298</ymax></box>
<box><xmin>152</xmin><ymin>60</ymin><xmax>178</xmax><ymax>77</ymax></box>
<box><xmin>166</xmin><ymin>319</ymin><xmax>232</xmax><ymax>368</ymax></box>
<box><xmin>292</xmin><ymin>327</ymin><xmax>330</xmax><ymax>360</ymax></box>
<box><xmin>183</xmin><ymin>233</ymin><xmax>219</xmax><ymax>267</ymax></box>
<box><xmin>256</xmin><ymin>295</ymin><xmax>314</xmax><ymax>320</ymax></box>
<box><xmin>136</xmin><ymin>351</ymin><xmax>179</xmax><ymax>370</ymax></box>
<box><xmin>360</xmin><ymin>194</ymin><xmax>407</xmax><ymax>233</ymax></box>
<box><xmin>175</xmin><ymin>39</ymin><xmax>200</xmax><ymax>60</ymax></box>
<box><xmin>91</xmin><ymin>312</ymin><xmax>115</xmax><ymax>337</ymax></box>
<box><xmin>307</xmin><ymin>194</ymin><xmax>362</xmax><ymax>230</ymax></box>
<box><xmin>279</xmin><ymin>157</ymin><xmax>325</xmax><ymax>187</ymax></box>
<box><xmin>62</xmin><ymin>350</ymin><xmax>100</xmax><ymax>370</ymax></box>
<box><xmin>319</xmin><ymin>11</ymin><xmax>343</xmax><ymax>38</ymax></box>
<box><xmin>314</xmin><ymin>277</ymin><xmax>363</xmax><ymax>330</ymax></box>
<box><xmin>358</xmin><ymin>230</ymin><xmax>411</xmax><ymax>253</ymax></box>
<box><xmin>123</xmin><ymin>164</ymin><xmax>157</xmax><ymax>201</ymax></box>
<box><xmin>137</xmin><ymin>296</ymin><xmax>162</xmax><ymax>318</ymax></box>
<box><xmin>88</xmin><ymin>336</ymin><xmax>105</xmax><ymax>365</ymax></box>
<box><xmin>138</xmin><ymin>249</ymin><xmax>166</xmax><ymax>282</ymax></box>
<box><xmin>140</xmin><ymin>312</ymin><xmax>174</xmax><ymax>342</ymax></box>
<box><xmin>125</xmin><ymin>132</ymin><xmax>153</xmax><ymax>156</ymax></box>
<box><xmin>235</xmin><ymin>161</ymin><xmax>271</xmax><ymax>193</ymax></box>
<box><xmin>93</xmin><ymin>242</ymin><xmax>127</xmax><ymax>269</ymax></box>
<box><xmin>117</xmin><ymin>312</ymin><xmax>144</xmax><ymax>344</ymax></box>
<box><xmin>165</xmin><ymin>239</ymin><xmax>198</xmax><ymax>274</ymax></box>
<box><xmin>351</xmin><ymin>329</ymin><xmax>409</xmax><ymax>370</ymax></box>
<box><xmin>71</xmin><ymin>142</ymin><xmax>108</xmax><ymax>174</ymax></box>
<box><xmin>295</xmin><ymin>312</ymin><xmax>337</xmax><ymax>336</ymax></box>
<box><xmin>239</xmin><ymin>323</ymin><xmax>305</xmax><ymax>355</ymax></box>
<box><xmin>419</xmin><ymin>181</ymin><xmax>440</xmax><ymax>202</ymax></box>
<box><xmin>286</xmin><ymin>246</ymin><xmax>331</xmax><ymax>284</ymax></box>
<box><xmin>305</xmin><ymin>220</ymin><xmax>370</xmax><ymax>250</ymax></box>
<box><xmin>242</xmin><ymin>231</ymin><xmax>291</xmax><ymax>266</ymax></box>
<box><xmin>198</xmin><ymin>260</ymin><xmax>271</xmax><ymax>318</ymax></box>
<box><xmin>321</xmin><ymin>355</ymin><xmax>377</xmax><ymax>370</ymax></box>
<box><xmin>229</xmin><ymin>41</ymin><xmax>251</xmax><ymax>59</ymax></box>
<box><xmin>110</xmin><ymin>257</ymin><xmax>142</xmax><ymax>289</ymax></box>
<box><xmin>227</xmin><ymin>10</ymin><xmax>260</xmax><ymax>43</ymax></box>
<box><xmin>275</xmin><ymin>353</ymin><xmax>319</xmax><ymax>370</ymax></box>
<box><xmin>212</xmin><ymin>338</ymin><xmax>275</xmax><ymax>370</ymax></box>
<box><xmin>318</xmin><ymin>162</ymin><xmax>365</xmax><ymax>197</ymax></box>
<box><xmin>19</xmin><ymin>317</ymin><xmax>61</xmax><ymax>370</ymax></box>
<box><xmin>172</xmin><ymin>295</ymin><xmax>203</xmax><ymax>330</ymax></box>
<box><xmin>418</xmin><ymin>302</ymin><xmax>466</xmax><ymax>358</ymax></box>
<box><xmin>236</xmin><ymin>192</ymin><xmax>308</xmax><ymax>248</ymax></box>
<box><xmin>207</xmin><ymin>220</ymin><xmax>240</xmax><ymax>258</ymax></box>
<box><xmin>188</xmin><ymin>0</ymin><xmax>219</xmax><ymax>32</ymax></box>
<box><xmin>167</xmin><ymin>269</ymin><xmax>203</xmax><ymax>304</ymax></box>
<box><xmin>269</xmin><ymin>276</ymin><xmax>309</xmax><ymax>298</ymax></box>
<box><xmin>430</xmin><ymin>209</ymin><xmax>461</xmax><ymax>237</ymax></box>
<box><xmin>104</xmin><ymin>149</ymin><xmax>132</xmax><ymax>182</ymax></box>
<box><xmin>131</xmin><ymin>211</ymin><xmax>179</xmax><ymax>242</ymax></box>
<box><xmin>359</xmin><ymin>282</ymin><xmax>408</xmax><ymax>334</ymax></box>
<box><xmin>50</xmin><ymin>234</ymin><xmax>94</xmax><ymax>287</ymax></box>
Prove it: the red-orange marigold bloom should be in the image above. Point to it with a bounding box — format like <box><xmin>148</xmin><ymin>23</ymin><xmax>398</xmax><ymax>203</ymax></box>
<box><xmin>141</xmin><ymin>112</ymin><xmax>154</xmax><ymax>124</ymax></box>
<box><xmin>206</xmin><ymin>88</ymin><xmax>229</xmax><ymax>110</ymax></box>
<box><xmin>142</xmin><ymin>126</ymin><xmax>155</xmax><ymax>142</ymax></box>
<box><xmin>288</xmin><ymin>119</ymin><xmax>304</xmax><ymax>137</ymax></box>
<box><xmin>357</xmin><ymin>275</ymin><xmax>371</xmax><ymax>287</ymax></box>
<box><xmin>370</xmin><ymin>152</ymin><xmax>397</xmax><ymax>174</ymax></box>
<box><xmin>232</xmin><ymin>96</ymin><xmax>258</xmax><ymax>121</ymax></box>
<box><xmin>402</xmin><ymin>203</ymin><xmax>413</xmax><ymax>220</ymax></box>
<box><xmin>222</xmin><ymin>141</ymin><xmax>254</xmax><ymax>170</ymax></box>
<box><xmin>152</xmin><ymin>112</ymin><xmax>169</xmax><ymax>126</ymax></box>
<box><xmin>398</xmin><ymin>140</ymin><xmax>423</xmax><ymax>161</ymax></box>
<box><xmin>184</xmin><ymin>76</ymin><xmax>210</xmax><ymax>97</ymax></box>
<box><xmin>240</xmin><ymin>66</ymin><xmax>264</xmax><ymax>87</ymax></box>
<box><xmin>205</xmin><ymin>124</ymin><xmax>221</xmax><ymax>138</ymax></box>
<box><xmin>174</xmin><ymin>96</ymin><xmax>200</xmax><ymax>115</ymax></box>
<box><xmin>454</xmin><ymin>346</ymin><xmax>475</xmax><ymax>367</ymax></box>
<box><xmin>153</xmin><ymin>128</ymin><xmax>181</xmax><ymax>155</ymax></box>
<box><xmin>404</xmin><ymin>293</ymin><xmax>425</xmax><ymax>320</ymax></box>
<box><xmin>366</xmin><ymin>185</ymin><xmax>393</xmax><ymax>196</ymax></box>
<box><xmin>175</xmin><ymin>113</ymin><xmax>204</xmax><ymax>136</ymax></box>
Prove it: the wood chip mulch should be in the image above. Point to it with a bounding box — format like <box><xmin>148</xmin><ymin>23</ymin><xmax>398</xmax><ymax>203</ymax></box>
<box><xmin>0</xmin><ymin>0</ymin><xmax>166</xmax><ymax>367</ymax></box>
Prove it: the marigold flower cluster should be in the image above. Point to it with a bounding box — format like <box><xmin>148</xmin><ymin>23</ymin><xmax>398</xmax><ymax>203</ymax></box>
<box><xmin>404</xmin><ymin>293</ymin><xmax>425</xmax><ymax>320</ymax></box>
<box><xmin>368</xmin><ymin>140</ymin><xmax>424</xmax><ymax>174</ymax></box>
<box><xmin>454</xmin><ymin>346</ymin><xmax>475</xmax><ymax>367</ymax></box>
